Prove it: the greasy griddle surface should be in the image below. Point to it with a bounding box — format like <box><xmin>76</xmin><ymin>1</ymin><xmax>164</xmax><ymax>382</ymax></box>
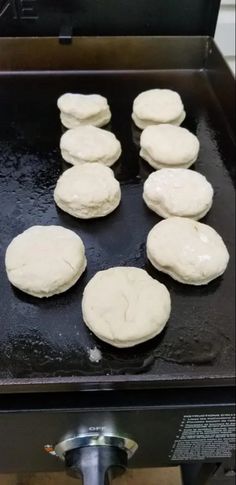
<box><xmin>0</xmin><ymin>70</ymin><xmax>235</xmax><ymax>391</ymax></box>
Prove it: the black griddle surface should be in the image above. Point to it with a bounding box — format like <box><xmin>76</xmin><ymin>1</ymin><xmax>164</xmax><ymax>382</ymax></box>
<box><xmin>0</xmin><ymin>70</ymin><xmax>235</xmax><ymax>392</ymax></box>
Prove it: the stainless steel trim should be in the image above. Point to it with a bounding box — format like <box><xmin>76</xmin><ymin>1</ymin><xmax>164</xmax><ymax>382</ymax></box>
<box><xmin>52</xmin><ymin>434</ymin><xmax>138</xmax><ymax>460</ymax></box>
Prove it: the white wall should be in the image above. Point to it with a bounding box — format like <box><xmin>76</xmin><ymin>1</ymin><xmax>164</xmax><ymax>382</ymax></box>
<box><xmin>214</xmin><ymin>0</ymin><xmax>235</xmax><ymax>73</ymax></box>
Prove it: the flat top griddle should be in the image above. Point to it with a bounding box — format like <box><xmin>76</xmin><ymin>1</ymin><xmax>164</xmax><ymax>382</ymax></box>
<box><xmin>0</xmin><ymin>38</ymin><xmax>235</xmax><ymax>393</ymax></box>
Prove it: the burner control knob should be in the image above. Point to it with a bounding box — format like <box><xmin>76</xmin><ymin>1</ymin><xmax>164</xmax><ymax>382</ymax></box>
<box><xmin>45</xmin><ymin>433</ymin><xmax>138</xmax><ymax>485</ymax></box>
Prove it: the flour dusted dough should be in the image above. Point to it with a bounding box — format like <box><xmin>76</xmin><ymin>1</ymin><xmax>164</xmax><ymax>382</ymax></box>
<box><xmin>57</xmin><ymin>93</ymin><xmax>111</xmax><ymax>129</ymax></box>
<box><xmin>5</xmin><ymin>226</ymin><xmax>87</xmax><ymax>297</ymax></box>
<box><xmin>140</xmin><ymin>124</ymin><xmax>200</xmax><ymax>169</ymax></box>
<box><xmin>132</xmin><ymin>89</ymin><xmax>185</xmax><ymax>129</ymax></box>
<box><xmin>54</xmin><ymin>163</ymin><xmax>121</xmax><ymax>219</ymax></box>
<box><xmin>82</xmin><ymin>267</ymin><xmax>171</xmax><ymax>348</ymax></box>
<box><xmin>147</xmin><ymin>217</ymin><xmax>229</xmax><ymax>285</ymax></box>
<box><xmin>143</xmin><ymin>168</ymin><xmax>213</xmax><ymax>220</ymax></box>
<box><xmin>60</xmin><ymin>125</ymin><xmax>121</xmax><ymax>167</ymax></box>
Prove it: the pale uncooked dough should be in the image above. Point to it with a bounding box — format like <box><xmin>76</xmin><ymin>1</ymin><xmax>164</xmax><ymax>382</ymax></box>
<box><xmin>132</xmin><ymin>111</ymin><xmax>186</xmax><ymax>130</ymax></box>
<box><xmin>5</xmin><ymin>226</ymin><xmax>87</xmax><ymax>297</ymax></box>
<box><xmin>147</xmin><ymin>217</ymin><xmax>229</xmax><ymax>285</ymax></box>
<box><xmin>54</xmin><ymin>163</ymin><xmax>121</xmax><ymax>219</ymax></box>
<box><xmin>57</xmin><ymin>93</ymin><xmax>111</xmax><ymax>129</ymax></box>
<box><xmin>143</xmin><ymin>168</ymin><xmax>214</xmax><ymax>220</ymax></box>
<box><xmin>60</xmin><ymin>125</ymin><xmax>122</xmax><ymax>167</ymax></box>
<box><xmin>140</xmin><ymin>124</ymin><xmax>200</xmax><ymax>169</ymax></box>
<box><xmin>82</xmin><ymin>267</ymin><xmax>171</xmax><ymax>348</ymax></box>
<box><xmin>132</xmin><ymin>89</ymin><xmax>185</xmax><ymax>129</ymax></box>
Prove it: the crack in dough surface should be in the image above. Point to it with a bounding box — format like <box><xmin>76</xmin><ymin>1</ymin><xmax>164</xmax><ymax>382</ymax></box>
<box><xmin>82</xmin><ymin>267</ymin><xmax>171</xmax><ymax>347</ymax></box>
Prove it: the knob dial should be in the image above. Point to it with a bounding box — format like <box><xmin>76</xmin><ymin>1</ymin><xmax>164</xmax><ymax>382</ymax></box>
<box><xmin>46</xmin><ymin>433</ymin><xmax>138</xmax><ymax>485</ymax></box>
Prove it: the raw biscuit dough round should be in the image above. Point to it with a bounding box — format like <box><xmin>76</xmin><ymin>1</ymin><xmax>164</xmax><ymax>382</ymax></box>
<box><xmin>147</xmin><ymin>217</ymin><xmax>229</xmax><ymax>285</ymax></box>
<box><xmin>140</xmin><ymin>124</ymin><xmax>200</xmax><ymax>169</ymax></box>
<box><xmin>54</xmin><ymin>163</ymin><xmax>121</xmax><ymax>219</ymax></box>
<box><xmin>143</xmin><ymin>168</ymin><xmax>214</xmax><ymax>220</ymax></box>
<box><xmin>57</xmin><ymin>93</ymin><xmax>111</xmax><ymax>129</ymax></box>
<box><xmin>132</xmin><ymin>89</ymin><xmax>185</xmax><ymax>129</ymax></box>
<box><xmin>82</xmin><ymin>267</ymin><xmax>171</xmax><ymax>348</ymax></box>
<box><xmin>5</xmin><ymin>226</ymin><xmax>87</xmax><ymax>297</ymax></box>
<box><xmin>60</xmin><ymin>125</ymin><xmax>122</xmax><ymax>167</ymax></box>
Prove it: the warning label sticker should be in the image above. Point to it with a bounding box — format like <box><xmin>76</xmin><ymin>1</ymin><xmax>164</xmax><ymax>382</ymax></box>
<box><xmin>170</xmin><ymin>413</ymin><xmax>236</xmax><ymax>461</ymax></box>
